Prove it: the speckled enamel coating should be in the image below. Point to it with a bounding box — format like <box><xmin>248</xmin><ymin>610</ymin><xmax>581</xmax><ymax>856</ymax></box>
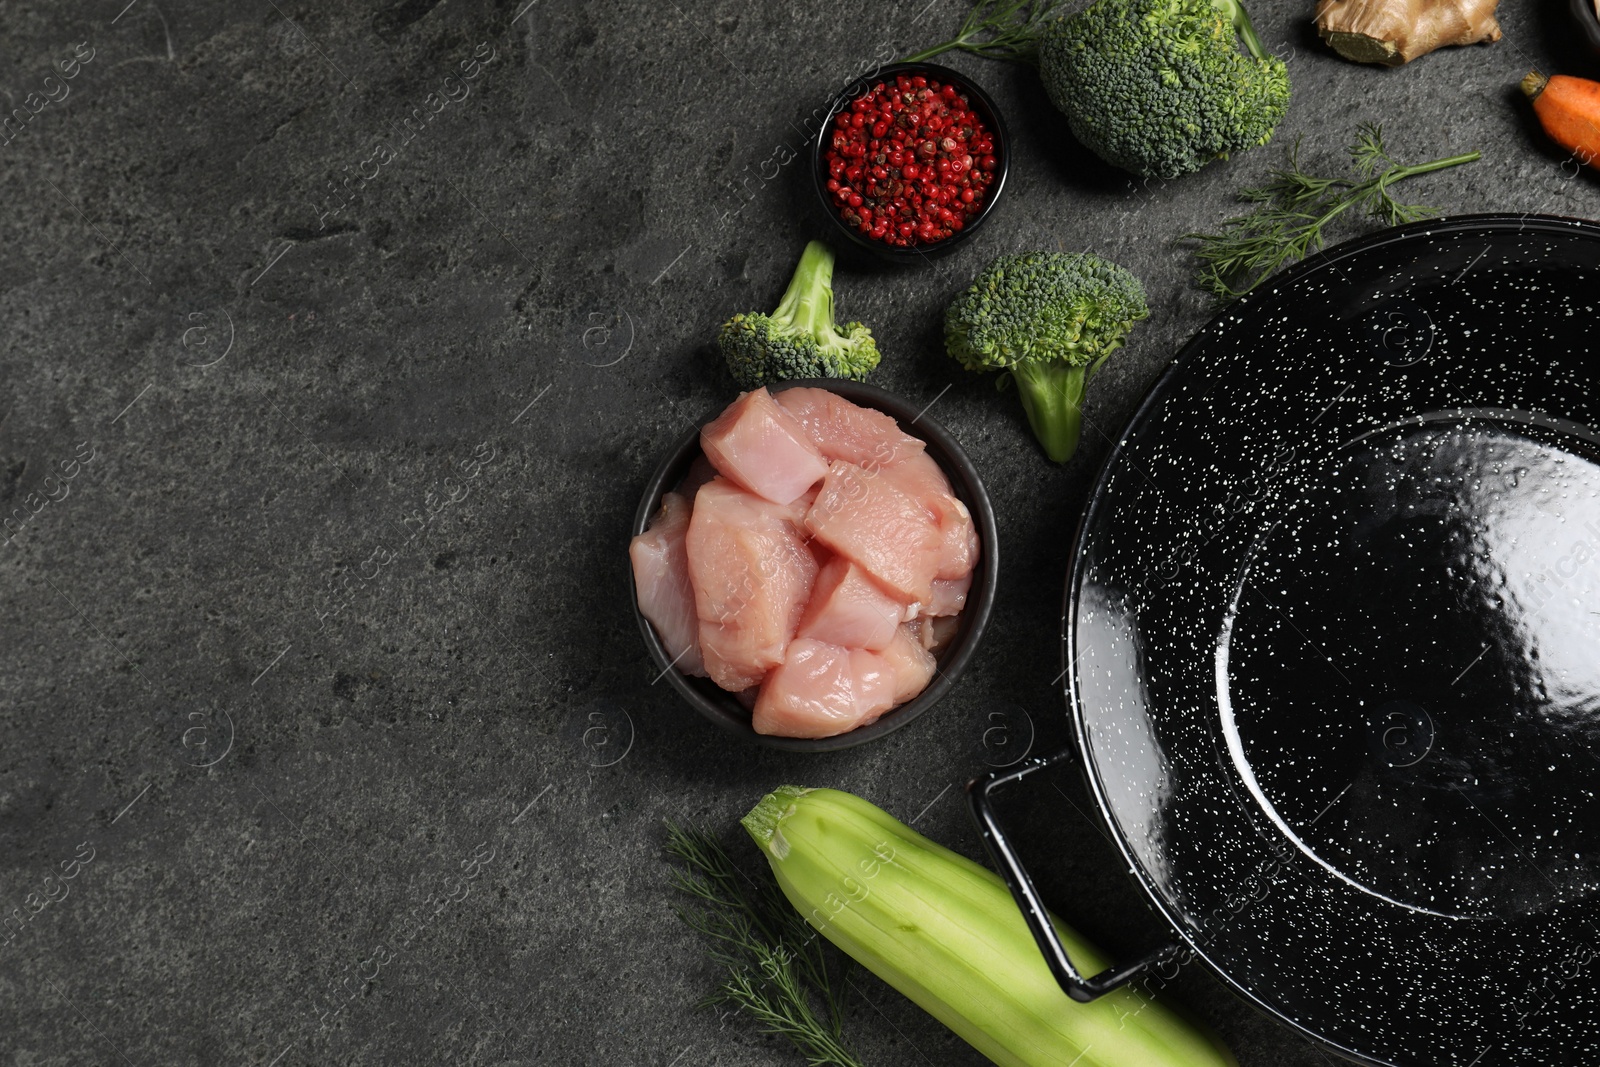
<box><xmin>1068</xmin><ymin>215</ymin><xmax>1600</xmax><ymax>1067</ymax></box>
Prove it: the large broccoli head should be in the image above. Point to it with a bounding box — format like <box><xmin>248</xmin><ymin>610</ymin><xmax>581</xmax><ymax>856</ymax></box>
<box><xmin>946</xmin><ymin>252</ymin><xmax>1148</xmax><ymax>463</ymax></box>
<box><xmin>717</xmin><ymin>241</ymin><xmax>881</xmax><ymax>389</ymax></box>
<box><xmin>1040</xmin><ymin>0</ymin><xmax>1291</xmax><ymax>180</ymax></box>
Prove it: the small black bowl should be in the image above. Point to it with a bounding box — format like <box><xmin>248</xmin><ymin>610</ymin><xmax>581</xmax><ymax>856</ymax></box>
<box><xmin>630</xmin><ymin>379</ymin><xmax>998</xmax><ymax>751</ymax></box>
<box><xmin>810</xmin><ymin>62</ymin><xmax>1010</xmax><ymax>265</ymax></box>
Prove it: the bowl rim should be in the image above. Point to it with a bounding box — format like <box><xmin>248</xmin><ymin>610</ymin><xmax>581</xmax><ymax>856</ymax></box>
<box><xmin>631</xmin><ymin>378</ymin><xmax>998</xmax><ymax>751</ymax></box>
<box><xmin>808</xmin><ymin>61</ymin><xmax>1011</xmax><ymax>264</ymax></box>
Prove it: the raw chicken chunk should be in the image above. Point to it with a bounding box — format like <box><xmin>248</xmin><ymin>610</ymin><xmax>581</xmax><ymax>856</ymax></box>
<box><xmin>805</xmin><ymin>461</ymin><xmax>943</xmax><ymax>606</ymax></box>
<box><xmin>775</xmin><ymin>387</ymin><xmax>925</xmax><ymax>470</ymax></box>
<box><xmin>878</xmin><ymin>450</ymin><xmax>977</xmax><ymax>580</ymax></box>
<box><xmin>686</xmin><ymin>478</ymin><xmax>818</xmax><ymax>690</ymax></box>
<box><xmin>952</xmin><ymin>522</ymin><xmax>980</xmax><ymax>580</ymax></box>
<box><xmin>696</xmin><ymin>622</ymin><xmax>770</xmax><ymax>692</ymax></box>
<box><xmin>628</xmin><ymin>492</ymin><xmax>706</xmax><ymax>677</ymax></box>
<box><xmin>752</xmin><ymin>639</ymin><xmax>895</xmax><ymax>738</ymax></box>
<box><xmin>877</xmin><ymin>623</ymin><xmax>938</xmax><ymax>705</ymax></box>
<box><xmin>796</xmin><ymin>557</ymin><xmax>905</xmax><ymax>652</ymax></box>
<box><xmin>783</xmin><ymin>486</ymin><xmax>819</xmax><ymax>528</ymax></box>
<box><xmin>918</xmin><ymin>615</ymin><xmax>961</xmax><ymax>654</ymax></box>
<box><xmin>927</xmin><ymin>571</ymin><xmax>973</xmax><ymax>617</ymax></box>
<box><xmin>700</xmin><ymin>387</ymin><xmax>828</xmax><ymax>506</ymax></box>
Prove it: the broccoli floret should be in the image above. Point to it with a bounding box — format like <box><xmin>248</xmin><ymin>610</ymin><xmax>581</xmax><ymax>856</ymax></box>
<box><xmin>945</xmin><ymin>252</ymin><xmax>1148</xmax><ymax>464</ymax></box>
<box><xmin>717</xmin><ymin>241</ymin><xmax>881</xmax><ymax>389</ymax></box>
<box><xmin>1039</xmin><ymin>0</ymin><xmax>1291</xmax><ymax>180</ymax></box>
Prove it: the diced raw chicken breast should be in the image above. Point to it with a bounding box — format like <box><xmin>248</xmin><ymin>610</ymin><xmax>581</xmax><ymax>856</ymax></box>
<box><xmin>752</xmin><ymin>639</ymin><xmax>895</xmax><ymax>738</ymax></box>
<box><xmin>908</xmin><ymin>617</ymin><xmax>931</xmax><ymax>651</ymax></box>
<box><xmin>700</xmin><ymin>387</ymin><xmax>829</xmax><ymax>505</ymax></box>
<box><xmin>696</xmin><ymin>622</ymin><xmax>770</xmax><ymax>692</ymax></box>
<box><xmin>878</xmin><ymin>450</ymin><xmax>978</xmax><ymax>580</ymax></box>
<box><xmin>927</xmin><ymin>571</ymin><xmax>973</xmax><ymax>617</ymax></box>
<box><xmin>774</xmin><ymin>387</ymin><xmax>925</xmax><ymax>470</ymax></box>
<box><xmin>629</xmin><ymin>492</ymin><xmax>706</xmax><ymax>677</ymax></box>
<box><xmin>933</xmin><ymin>502</ymin><xmax>977</xmax><ymax>580</ymax></box>
<box><xmin>917</xmin><ymin>615</ymin><xmax>961</xmax><ymax>653</ymax></box>
<box><xmin>633</xmin><ymin>386</ymin><xmax>979</xmax><ymax>726</ymax></box>
<box><xmin>877</xmin><ymin>623</ymin><xmax>938</xmax><ymax>705</ymax></box>
<box><xmin>955</xmin><ymin>522</ymin><xmax>980</xmax><ymax>578</ymax></box>
<box><xmin>805</xmin><ymin>461</ymin><xmax>943</xmax><ymax>606</ymax></box>
<box><xmin>784</xmin><ymin>486</ymin><xmax>819</xmax><ymax>527</ymax></box>
<box><xmin>808</xmin><ymin>539</ymin><xmax>834</xmax><ymax>570</ymax></box>
<box><xmin>686</xmin><ymin>478</ymin><xmax>818</xmax><ymax>691</ymax></box>
<box><xmin>796</xmin><ymin>557</ymin><xmax>904</xmax><ymax>652</ymax></box>
<box><xmin>877</xmin><ymin>446</ymin><xmax>951</xmax><ymax>498</ymax></box>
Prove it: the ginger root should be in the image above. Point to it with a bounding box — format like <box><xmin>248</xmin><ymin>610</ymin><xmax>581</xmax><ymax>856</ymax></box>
<box><xmin>1315</xmin><ymin>0</ymin><xmax>1502</xmax><ymax>65</ymax></box>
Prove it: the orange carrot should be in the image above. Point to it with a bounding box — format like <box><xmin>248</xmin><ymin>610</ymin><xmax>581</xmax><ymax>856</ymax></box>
<box><xmin>1522</xmin><ymin>70</ymin><xmax>1600</xmax><ymax>170</ymax></box>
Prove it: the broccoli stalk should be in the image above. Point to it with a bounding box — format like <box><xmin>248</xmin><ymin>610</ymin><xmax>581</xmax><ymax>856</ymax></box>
<box><xmin>769</xmin><ymin>241</ymin><xmax>840</xmax><ymax>347</ymax></box>
<box><xmin>1009</xmin><ymin>356</ymin><xmax>1107</xmax><ymax>464</ymax></box>
<box><xmin>945</xmin><ymin>252</ymin><xmax>1148</xmax><ymax>464</ymax></box>
<box><xmin>1215</xmin><ymin>0</ymin><xmax>1271</xmax><ymax>60</ymax></box>
<box><xmin>717</xmin><ymin>241</ymin><xmax>882</xmax><ymax>389</ymax></box>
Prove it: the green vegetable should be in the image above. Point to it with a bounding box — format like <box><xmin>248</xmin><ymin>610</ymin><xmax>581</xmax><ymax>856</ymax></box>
<box><xmin>945</xmin><ymin>251</ymin><xmax>1148</xmax><ymax>464</ymax></box>
<box><xmin>743</xmin><ymin>786</ymin><xmax>1238</xmax><ymax>1067</ymax></box>
<box><xmin>1187</xmin><ymin>123</ymin><xmax>1482</xmax><ymax>300</ymax></box>
<box><xmin>665</xmin><ymin>821</ymin><xmax>866</xmax><ymax>1067</ymax></box>
<box><xmin>1038</xmin><ymin>0</ymin><xmax>1291</xmax><ymax>179</ymax></box>
<box><xmin>718</xmin><ymin>241</ymin><xmax>881</xmax><ymax>389</ymax></box>
<box><xmin>901</xmin><ymin>0</ymin><xmax>1068</xmax><ymax>66</ymax></box>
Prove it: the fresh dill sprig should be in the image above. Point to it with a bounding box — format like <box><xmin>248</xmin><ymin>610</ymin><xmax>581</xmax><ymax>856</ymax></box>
<box><xmin>1187</xmin><ymin>123</ymin><xmax>1481</xmax><ymax>301</ymax></box>
<box><xmin>665</xmin><ymin>821</ymin><xmax>864</xmax><ymax>1067</ymax></box>
<box><xmin>900</xmin><ymin>0</ymin><xmax>1067</xmax><ymax>65</ymax></box>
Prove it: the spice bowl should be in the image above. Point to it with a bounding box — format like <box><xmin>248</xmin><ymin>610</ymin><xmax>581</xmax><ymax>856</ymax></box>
<box><xmin>630</xmin><ymin>379</ymin><xmax>998</xmax><ymax>752</ymax></box>
<box><xmin>811</xmin><ymin>62</ymin><xmax>1010</xmax><ymax>264</ymax></box>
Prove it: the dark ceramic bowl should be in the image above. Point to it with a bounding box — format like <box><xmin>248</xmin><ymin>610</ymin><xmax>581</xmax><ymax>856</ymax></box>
<box><xmin>810</xmin><ymin>62</ymin><xmax>1009</xmax><ymax>264</ymax></box>
<box><xmin>630</xmin><ymin>378</ymin><xmax>997</xmax><ymax>751</ymax></box>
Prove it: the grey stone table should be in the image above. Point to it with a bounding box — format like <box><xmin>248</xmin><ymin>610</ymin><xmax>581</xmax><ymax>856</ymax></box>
<box><xmin>3</xmin><ymin>0</ymin><xmax>1595</xmax><ymax>1064</ymax></box>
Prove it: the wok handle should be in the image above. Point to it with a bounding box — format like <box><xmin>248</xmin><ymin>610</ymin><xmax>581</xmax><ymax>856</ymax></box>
<box><xmin>966</xmin><ymin>748</ymin><xmax>1183</xmax><ymax>1003</ymax></box>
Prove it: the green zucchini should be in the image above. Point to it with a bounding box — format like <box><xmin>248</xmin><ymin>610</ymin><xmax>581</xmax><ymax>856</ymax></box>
<box><xmin>742</xmin><ymin>785</ymin><xmax>1237</xmax><ymax>1067</ymax></box>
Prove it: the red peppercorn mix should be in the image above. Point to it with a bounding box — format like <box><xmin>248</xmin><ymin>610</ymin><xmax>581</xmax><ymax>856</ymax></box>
<box><xmin>822</xmin><ymin>73</ymin><xmax>998</xmax><ymax>248</ymax></box>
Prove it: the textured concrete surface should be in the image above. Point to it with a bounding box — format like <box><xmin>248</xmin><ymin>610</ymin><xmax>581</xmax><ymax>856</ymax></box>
<box><xmin>1</xmin><ymin>1</ymin><xmax>1596</xmax><ymax>1065</ymax></box>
